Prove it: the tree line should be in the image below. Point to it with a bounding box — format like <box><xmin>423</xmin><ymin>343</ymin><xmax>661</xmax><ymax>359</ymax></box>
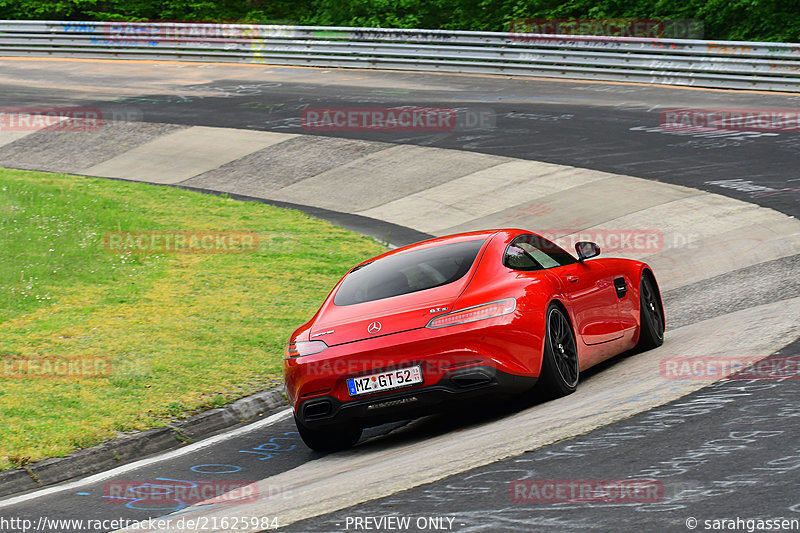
<box><xmin>1</xmin><ymin>0</ymin><xmax>798</xmax><ymax>42</ymax></box>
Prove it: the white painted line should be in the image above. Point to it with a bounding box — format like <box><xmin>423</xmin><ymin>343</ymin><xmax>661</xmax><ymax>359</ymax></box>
<box><xmin>121</xmin><ymin>297</ymin><xmax>800</xmax><ymax>531</ymax></box>
<box><xmin>0</xmin><ymin>408</ymin><xmax>291</xmax><ymax>508</ymax></box>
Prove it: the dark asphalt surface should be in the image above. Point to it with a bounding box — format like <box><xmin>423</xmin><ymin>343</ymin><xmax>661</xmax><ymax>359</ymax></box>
<box><xmin>123</xmin><ymin>78</ymin><xmax>800</xmax><ymax>219</ymax></box>
<box><xmin>1</xmin><ymin>414</ymin><xmax>301</xmax><ymax>529</ymax></box>
<box><xmin>0</xmin><ymin>414</ymin><xmax>408</xmax><ymax>533</ymax></box>
<box><xmin>2</xmin><ymin>66</ymin><xmax>796</xmax><ymax>216</ymax></box>
<box><xmin>287</xmin><ymin>339</ymin><xmax>800</xmax><ymax>533</ymax></box>
<box><xmin>0</xmin><ymin>63</ymin><xmax>798</xmax><ymax>532</ymax></box>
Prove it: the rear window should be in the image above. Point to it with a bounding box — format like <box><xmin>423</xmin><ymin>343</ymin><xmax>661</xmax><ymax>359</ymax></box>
<box><xmin>333</xmin><ymin>239</ymin><xmax>485</xmax><ymax>306</ymax></box>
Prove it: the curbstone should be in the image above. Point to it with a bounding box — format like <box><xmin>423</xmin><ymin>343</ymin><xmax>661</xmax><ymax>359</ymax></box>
<box><xmin>0</xmin><ymin>387</ymin><xmax>286</xmax><ymax>499</ymax></box>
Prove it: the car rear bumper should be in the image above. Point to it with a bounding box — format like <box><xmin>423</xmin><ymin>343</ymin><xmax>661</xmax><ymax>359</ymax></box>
<box><xmin>296</xmin><ymin>365</ymin><xmax>536</xmax><ymax>430</ymax></box>
<box><xmin>286</xmin><ymin>315</ymin><xmax>544</xmax><ymax>404</ymax></box>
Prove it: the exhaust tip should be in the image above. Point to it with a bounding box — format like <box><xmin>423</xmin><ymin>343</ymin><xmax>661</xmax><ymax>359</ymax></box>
<box><xmin>450</xmin><ymin>370</ymin><xmax>493</xmax><ymax>389</ymax></box>
<box><xmin>303</xmin><ymin>399</ymin><xmax>332</xmax><ymax>419</ymax></box>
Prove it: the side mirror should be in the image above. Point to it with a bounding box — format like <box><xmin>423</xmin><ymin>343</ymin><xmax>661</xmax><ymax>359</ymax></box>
<box><xmin>575</xmin><ymin>241</ymin><xmax>600</xmax><ymax>262</ymax></box>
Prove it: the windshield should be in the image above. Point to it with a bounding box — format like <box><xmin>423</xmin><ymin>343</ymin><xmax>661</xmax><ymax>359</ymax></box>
<box><xmin>333</xmin><ymin>239</ymin><xmax>485</xmax><ymax>306</ymax></box>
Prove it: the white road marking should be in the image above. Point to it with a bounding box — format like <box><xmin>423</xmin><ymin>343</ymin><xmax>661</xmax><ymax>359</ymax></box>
<box><xmin>116</xmin><ymin>297</ymin><xmax>800</xmax><ymax>532</ymax></box>
<box><xmin>0</xmin><ymin>408</ymin><xmax>291</xmax><ymax>508</ymax></box>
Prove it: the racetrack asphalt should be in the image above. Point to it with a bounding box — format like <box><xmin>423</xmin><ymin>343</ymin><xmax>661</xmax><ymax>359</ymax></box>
<box><xmin>0</xmin><ymin>59</ymin><xmax>798</xmax><ymax>533</ymax></box>
<box><xmin>0</xmin><ymin>60</ymin><xmax>797</xmax><ymax>217</ymax></box>
<box><xmin>285</xmin><ymin>339</ymin><xmax>800</xmax><ymax>533</ymax></box>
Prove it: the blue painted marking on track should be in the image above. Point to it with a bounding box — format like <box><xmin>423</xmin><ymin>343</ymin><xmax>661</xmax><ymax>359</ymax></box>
<box><xmin>189</xmin><ymin>464</ymin><xmax>241</xmax><ymax>474</ymax></box>
<box><xmin>238</xmin><ymin>432</ymin><xmax>300</xmax><ymax>460</ymax></box>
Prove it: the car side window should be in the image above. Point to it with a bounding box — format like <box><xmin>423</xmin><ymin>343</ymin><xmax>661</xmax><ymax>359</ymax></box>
<box><xmin>504</xmin><ymin>234</ymin><xmax>577</xmax><ymax>271</ymax></box>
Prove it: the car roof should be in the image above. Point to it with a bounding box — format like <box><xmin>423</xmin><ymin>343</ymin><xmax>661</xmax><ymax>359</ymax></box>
<box><xmin>351</xmin><ymin>228</ymin><xmax>529</xmax><ymax>270</ymax></box>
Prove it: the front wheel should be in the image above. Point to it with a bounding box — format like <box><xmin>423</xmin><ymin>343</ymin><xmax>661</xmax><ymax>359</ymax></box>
<box><xmin>635</xmin><ymin>272</ymin><xmax>665</xmax><ymax>351</ymax></box>
<box><xmin>534</xmin><ymin>304</ymin><xmax>579</xmax><ymax>400</ymax></box>
<box><xmin>294</xmin><ymin>416</ymin><xmax>362</xmax><ymax>452</ymax></box>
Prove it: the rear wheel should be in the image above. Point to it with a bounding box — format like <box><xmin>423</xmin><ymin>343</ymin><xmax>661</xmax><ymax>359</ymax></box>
<box><xmin>294</xmin><ymin>416</ymin><xmax>362</xmax><ymax>452</ymax></box>
<box><xmin>635</xmin><ymin>272</ymin><xmax>665</xmax><ymax>351</ymax></box>
<box><xmin>535</xmin><ymin>304</ymin><xmax>579</xmax><ymax>399</ymax></box>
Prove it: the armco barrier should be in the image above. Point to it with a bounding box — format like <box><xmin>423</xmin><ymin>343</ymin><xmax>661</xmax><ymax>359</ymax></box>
<box><xmin>1</xmin><ymin>20</ymin><xmax>800</xmax><ymax>91</ymax></box>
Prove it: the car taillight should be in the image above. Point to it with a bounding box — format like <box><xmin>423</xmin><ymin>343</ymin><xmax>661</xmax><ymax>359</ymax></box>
<box><xmin>426</xmin><ymin>298</ymin><xmax>516</xmax><ymax>329</ymax></box>
<box><xmin>286</xmin><ymin>341</ymin><xmax>327</xmax><ymax>359</ymax></box>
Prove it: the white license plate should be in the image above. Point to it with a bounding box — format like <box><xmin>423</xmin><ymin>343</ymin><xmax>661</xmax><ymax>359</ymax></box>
<box><xmin>347</xmin><ymin>366</ymin><xmax>423</xmax><ymax>397</ymax></box>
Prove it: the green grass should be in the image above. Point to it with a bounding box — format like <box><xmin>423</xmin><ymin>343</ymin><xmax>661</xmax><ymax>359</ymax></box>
<box><xmin>0</xmin><ymin>168</ymin><xmax>386</xmax><ymax>470</ymax></box>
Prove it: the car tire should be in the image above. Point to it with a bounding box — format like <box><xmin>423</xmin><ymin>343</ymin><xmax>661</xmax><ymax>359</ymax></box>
<box><xmin>294</xmin><ymin>416</ymin><xmax>362</xmax><ymax>452</ymax></box>
<box><xmin>535</xmin><ymin>303</ymin><xmax>580</xmax><ymax>399</ymax></box>
<box><xmin>635</xmin><ymin>272</ymin><xmax>665</xmax><ymax>351</ymax></box>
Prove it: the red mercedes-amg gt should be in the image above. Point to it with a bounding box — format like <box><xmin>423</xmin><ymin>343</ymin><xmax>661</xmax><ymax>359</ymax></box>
<box><xmin>284</xmin><ymin>229</ymin><xmax>665</xmax><ymax>451</ymax></box>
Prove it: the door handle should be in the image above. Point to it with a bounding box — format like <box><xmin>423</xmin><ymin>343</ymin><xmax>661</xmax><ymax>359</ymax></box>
<box><xmin>566</xmin><ymin>275</ymin><xmax>579</xmax><ymax>283</ymax></box>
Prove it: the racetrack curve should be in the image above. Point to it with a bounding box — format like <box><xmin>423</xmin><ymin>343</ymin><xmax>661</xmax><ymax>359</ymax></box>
<box><xmin>0</xmin><ymin>58</ymin><xmax>798</xmax><ymax>533</ymax></box>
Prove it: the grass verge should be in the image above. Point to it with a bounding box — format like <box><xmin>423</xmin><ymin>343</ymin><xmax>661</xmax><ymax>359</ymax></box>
<box><xmin>0</xmin><ymin>168</ymin><xmax>386</xmax><ymax>470</ymax></box>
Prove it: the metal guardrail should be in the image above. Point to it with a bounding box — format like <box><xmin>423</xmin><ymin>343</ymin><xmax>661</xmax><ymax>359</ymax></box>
<box><xmin>2</xmin><ymin>20</ymin><xmax>800</xmax><ymax>91</ymax></box>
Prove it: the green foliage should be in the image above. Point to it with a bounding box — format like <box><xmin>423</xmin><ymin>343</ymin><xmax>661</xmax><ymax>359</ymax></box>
<box><xmin>0</xmin><ymin>168</ymin><xmax>386</xmax><ymax>469</ymax></box>
<box><xmin>0</xmin><ymin>0</ymin><xmax>311</xmax><ymax>23</ymax></box>
<box><xmin>0</xmin><ymin>1</ymin><xmax>798</xmax><ymax>43</ymax></box>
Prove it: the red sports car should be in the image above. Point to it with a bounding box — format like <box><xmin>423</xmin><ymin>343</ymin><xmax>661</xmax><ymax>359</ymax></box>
<box><xmin>284</xmin><ymin>229</ymin><xmax>664</xmax><ymax>451</ymax></box>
